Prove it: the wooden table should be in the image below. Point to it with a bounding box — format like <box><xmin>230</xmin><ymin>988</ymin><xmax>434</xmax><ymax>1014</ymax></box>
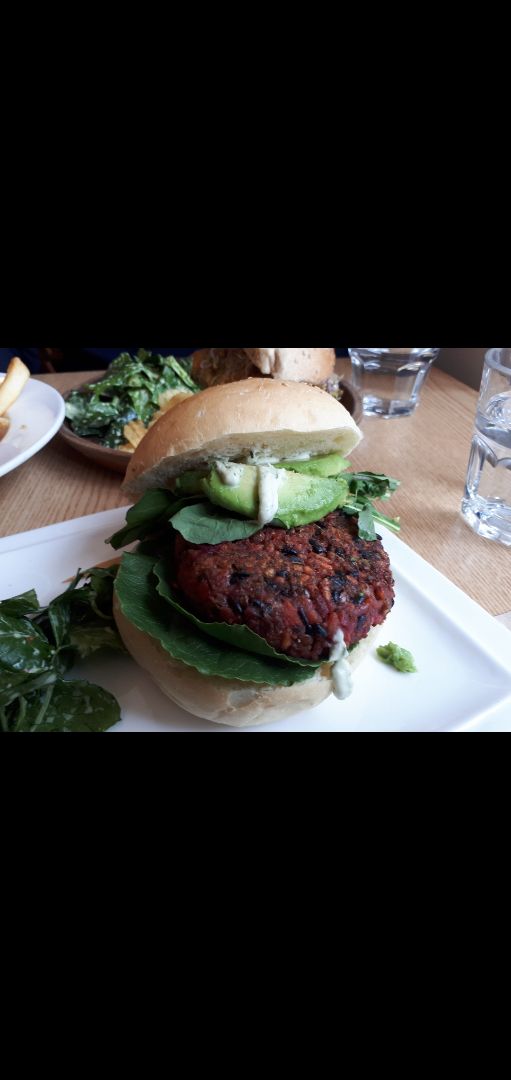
<box><xmin>1</xmin><ymin>368</ymin><xmax>511</xmax><ymax>619</ymax></box>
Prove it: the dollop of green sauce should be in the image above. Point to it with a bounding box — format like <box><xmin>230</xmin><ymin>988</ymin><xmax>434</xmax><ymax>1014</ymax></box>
<box><xmin>377</xmin><ymin>642</ymin><xmax>417</xmax><ymax>673</ymax></box>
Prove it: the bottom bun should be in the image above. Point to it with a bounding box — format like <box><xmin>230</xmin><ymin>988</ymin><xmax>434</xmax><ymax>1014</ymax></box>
<box><xmin>113</xmin><ymin>596</ymin><xmax>381</xmax><ymax>728</ymax></box>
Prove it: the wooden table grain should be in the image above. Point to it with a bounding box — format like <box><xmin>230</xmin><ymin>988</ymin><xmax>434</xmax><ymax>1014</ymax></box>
<box><xmin>1</xmin><ymin>367</ymin><xmax>510</xmax><ymax>618</ymax></box>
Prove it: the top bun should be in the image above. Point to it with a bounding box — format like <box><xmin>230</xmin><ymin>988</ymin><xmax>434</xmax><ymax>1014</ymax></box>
<box><xmin>190</xmin><ymin>348</ymin><xmax>335</xmax><ymax>389</ymax></box>
<box><xmin>124</xmin><ymin>378</ymin><xmax>362</xmax><ymax>498</ymax></box>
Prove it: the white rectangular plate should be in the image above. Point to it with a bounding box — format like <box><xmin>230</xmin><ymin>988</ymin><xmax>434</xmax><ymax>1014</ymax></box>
<box><xmin>1</xmin><ymin>508</ymin><xmax>511</xmax><ymax>731</ymax></box>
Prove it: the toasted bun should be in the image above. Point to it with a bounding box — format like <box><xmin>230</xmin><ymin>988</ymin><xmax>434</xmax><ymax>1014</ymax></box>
<box><xmin>124</xmin><ymin>378</ymin><xmax>362</xmax><ymax>498</ymax></box>
<box><xmin>246</xmin><ymin>348</ymin><xmax>335</xmax><ymax>383</ymax></box>
<box><xmin>113</xmin><ymin>594</ymin><xmax>381</xmax><ymax>728</ymax></box>
<box><xmin>190</xmin><ymin>348</ymin><xmax>335</xmax><ymax>389</ymax></box>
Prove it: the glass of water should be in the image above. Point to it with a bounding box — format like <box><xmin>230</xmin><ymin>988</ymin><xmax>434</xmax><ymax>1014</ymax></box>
<box><xmin>348</xmin><ymin>348</ymin><xmax>440</xmax><ymax>417</ymax></box>
<box><xmin>461</xmin><ymin>348</ymin><xmax>511</xmax><ymax>546</ymax></box>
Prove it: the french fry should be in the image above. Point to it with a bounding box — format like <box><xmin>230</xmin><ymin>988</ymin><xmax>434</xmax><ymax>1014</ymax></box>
<box><xmin>121</xmin><ymin>390</ymin><xmax>194</xmax><ymax>451</ymax></box>
<box><xmin>149</xmin><ymin>390</ymin><xmax>193</xmax><ymax>427</ymax></box>
<box><xmin>0</xmin><ymin>357</ymin><xmax>30</xmax><ymax>418</ymax></box>
<box><xmin>0</xmin><ymin>417</ymin><xmax>10</xmax><ymax>440</ymax></box>
<box><xmin>123</xmin><ymin>420</ymin><xmax>147</xmax><ymax>449</ymax></box>
<box><xmin>157</xmin><ymin>387</ymin><xmax>193</xmax><ymax>410</ymax></box>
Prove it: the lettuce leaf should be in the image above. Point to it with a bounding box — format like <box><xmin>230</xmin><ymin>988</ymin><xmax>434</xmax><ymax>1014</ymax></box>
<box><xmin>115</xmin><ymin>553</ymin><xmax>317</xmax><ymax>686</ymax></box>
<box><xmin>154</xmin><ymin>559</ymin><xmax>318</xmax><ymax>668</ymax></box>
<box><xmin>108</xmin><ymin>490</ymin><xmax>195</xmax><ymax>549</ymax></box>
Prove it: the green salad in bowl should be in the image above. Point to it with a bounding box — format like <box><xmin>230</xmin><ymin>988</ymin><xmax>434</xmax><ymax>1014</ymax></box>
<box><xmin>64</xmin><ymin>349</ymin><xmax>199</xmax><ymax>452</ymax></box>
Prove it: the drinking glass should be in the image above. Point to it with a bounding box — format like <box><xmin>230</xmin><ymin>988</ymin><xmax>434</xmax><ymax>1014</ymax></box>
<box><xmin>461</xmin><ymin>348</ymin><xmax>511</xmax><ymax>546</ymax></box>
<box><xmin>348</xmin><ymin>348</ymin><xmax>440</xmax><ymax>417</ymax></box>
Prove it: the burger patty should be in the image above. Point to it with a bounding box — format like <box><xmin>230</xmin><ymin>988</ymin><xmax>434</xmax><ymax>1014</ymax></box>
<box><xmin>173</xmin><ymin>511</ymin><xmax>395</xmax><ymax>661</ymax></box>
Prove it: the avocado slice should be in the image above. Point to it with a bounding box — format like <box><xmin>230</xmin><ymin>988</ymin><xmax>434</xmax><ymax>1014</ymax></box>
<box><xmin>174</xmin><ymin>453</ymin><xmax>349</xmax><ymax>496</ymax></box>
<box><xmin>276</xmin><ymin>452</ymin><xmax>351</xmax><ymax>477</ymax></box>
<box><xmin>173</xmin><ymin>469</ymin><xmax>207</xmax><ymax>495</ymax></box>
<box><xmin>201</xmin><ymin>463</ymin><xmax>348</xmax><ymax>528</ymax></box>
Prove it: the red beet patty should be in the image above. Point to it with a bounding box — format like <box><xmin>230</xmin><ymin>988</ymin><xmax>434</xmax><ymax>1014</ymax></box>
<box><xmin>173</xmin><ymin>510</ymin><xmax>395</xmax><ymax>661</ymax></box>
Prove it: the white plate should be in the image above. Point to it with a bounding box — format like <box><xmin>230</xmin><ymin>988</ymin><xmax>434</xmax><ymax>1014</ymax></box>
<box><xmin>0</xmin><ymin>375</ymin><xmax>65</xmax><ymax>478</ymax></box>
<box><xmin>1</xmin><ymin>507</ymin><xmax>511</xmax><ymax>732</ymax></box>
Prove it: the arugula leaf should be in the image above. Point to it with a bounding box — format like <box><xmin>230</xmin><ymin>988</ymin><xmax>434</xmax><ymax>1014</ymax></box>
<box><xmin>343</xmin><ymin>471</ymin><xmax>401</xmax><ymax>538</ymax></box>
<box><xmin>154</xmin><ymin>559</ymin><xmax>318</xmax><ymax>668</ymax></box>
<box><xmin>115</xmin><ymin>553</ymin><xmax>317</xmax><ymax>686</ymax></box>
<box><xmin>354</xmin><ymin>506</ymin><xmax>378</xmax><ymax>541</ymax></box>
<box><xmin>170</xmin><ymin>502</ymin><xmax>262</xmax><ymax>545</ymax></box>
<box><xmin>347</xmin><ymin>472</ymin><xmax>400</xmax><ymax>500</ymax></box>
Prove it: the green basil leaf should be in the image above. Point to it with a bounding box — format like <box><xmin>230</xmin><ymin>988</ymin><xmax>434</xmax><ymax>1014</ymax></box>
<box><xmin>0</xmin><ymin>614</ymin><xmax>55</xmax><ymax>673</ymax></box>
<box><xmin>0</xmin><ymin>670</ymin><xmax>58</xmax><ymax>710</ymax></box>
<box><xmin>69</xmin><ymin>625</ymin><xmax>126</xmax><ymax>659</ymax></box>
<box><xmin>108</xmin><ymin>490</ymin><xmax>187</xmax><ymax>549</ymax></box>
<box><xmin>0</xmin><ymin>590</ymin><xmax>40</xmax><ymax>618</ymax></box>
<box><xmin>171</xmin><ymin>502</ymin><xmax>262</xmax><ymax>545</ymax></box>
<box><xmin>15</xmin><ymin>678</ymin><xmax>121</xmax><ymax>732</ymax></box>
<box><xmin>48</xmin><ymin>602</ymin><xmax>71</xmax><ymax>649</ymax></box>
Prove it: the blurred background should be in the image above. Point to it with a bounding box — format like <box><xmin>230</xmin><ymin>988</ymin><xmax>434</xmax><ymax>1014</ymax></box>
<box><xmin>1</xmin><ymin>347</ymin><xmax>487</xmax><ymax>387</ymax></box>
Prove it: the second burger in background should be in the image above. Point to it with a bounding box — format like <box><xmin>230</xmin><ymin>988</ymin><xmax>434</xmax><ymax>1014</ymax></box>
<box><xmin>191</xmin><ymin>347</ymin><xmax>339</xmax><ymax>392</ymax></box>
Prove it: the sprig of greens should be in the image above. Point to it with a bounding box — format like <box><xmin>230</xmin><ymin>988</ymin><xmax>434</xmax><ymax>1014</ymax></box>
<box><xmin>0</xmin><ymin>568</ymin><xmax>124</xmax><ymax>733</ymax></box>
<box><xmin>108</xmin><ymin>467</ymin><xmax>401</xmax><ymax>554</ymax></box>
<box><xmin>65</xmin><ymin>349</ymin><xmax>199</xmax><ymax>448</ymax></box>
<box><xmin>342</xmin><ymin>472</ymin><xmax>401</xmax><ymax>540</ymax></box>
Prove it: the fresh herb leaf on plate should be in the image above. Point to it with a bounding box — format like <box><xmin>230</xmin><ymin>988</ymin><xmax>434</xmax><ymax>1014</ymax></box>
<box><xmin>0</xmin><ymin>567</ymin><xmax>123</xmax><ymax>733</ymax></box>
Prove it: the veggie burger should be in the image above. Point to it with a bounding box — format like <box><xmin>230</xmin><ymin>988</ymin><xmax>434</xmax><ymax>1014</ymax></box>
<box><xmin>111</xmin><ymin>379</ymin><xmax>398</xmax><ymax>727</ymax></box>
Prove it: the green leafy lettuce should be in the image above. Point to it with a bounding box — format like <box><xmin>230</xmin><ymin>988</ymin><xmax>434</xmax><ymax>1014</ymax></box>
<box><xmin>114</xmin><ymin>553</ymin><xmax>318</xmax><ymax>686</ymax></box>
<box><xmin>108</xmin><ymin>458</ymin><xmax>400</xmax><ymax>554</ymax></box>
<box><xmin>154</xmin><ymin>559</ymin><xmax>317</xmax><ymax>668</ymax></box>
<box><xmin>108</xmin><ymin>490</ymin><xmax>192</xmax><ymax>550</ymax></box>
